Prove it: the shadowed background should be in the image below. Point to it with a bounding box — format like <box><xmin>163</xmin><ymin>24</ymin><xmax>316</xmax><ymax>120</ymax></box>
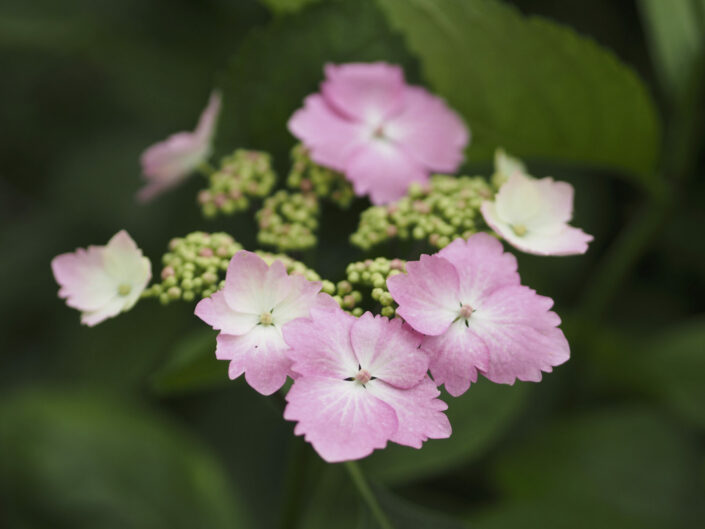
<box><xmin>1</xmin><ymin>0</ymin><xmax>704</xmax><ymax>528</ymax></box>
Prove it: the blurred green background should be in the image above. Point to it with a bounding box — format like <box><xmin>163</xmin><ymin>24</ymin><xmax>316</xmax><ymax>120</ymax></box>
<box><xmin>1</xmin><ymin>0</ymin><xmax>704</xmax><ymax>527</ymax></box>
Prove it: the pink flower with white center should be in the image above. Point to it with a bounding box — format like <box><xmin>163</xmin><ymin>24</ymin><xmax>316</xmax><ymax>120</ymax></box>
<box><xmin>387</xmin><ymin>233</ymin><xmax>569</xmax><ymax>397</ymax></box>
<box><xmin>138</xmin><ymin>91</ymin><xmax>221</xmax><ymax>202</ymax></box>
<box><xmin>288</xmin><ymin>62</ymin><xmax>469</xmax><ymax>205</ymax></box>
<box><xmin>194</xmin><ymin>250</ymin><xmax>329</xmax><ymax>396</ymax></box>
<box><xmin>481</xmin><ymin>171</ymin><xmax>593</xmax><ymax>256</ymax></box>
<box><xmin>282</xmin><ymin>308</ymin><xmax>451</xmax><ymax>462</ymax></box>
<box><xmin>51</xmin><ymin>230</ymin><xmax>151</xmax><ymax>326</ymax></box>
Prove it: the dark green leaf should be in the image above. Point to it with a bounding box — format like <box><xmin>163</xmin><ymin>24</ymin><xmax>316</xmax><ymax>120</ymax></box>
<box><xmin>0</xmin><ymin>389</ymin><xmax>250</xmax><ymax>529</ymax></box>
<box><xmin>492</xmin><ymin>407</ymin><xmax>701</xmax><ymax>525</ymax></box>
<box><xmin>375</xmin><ymin>0</ymin><xmax>662</xmax><ymax>189</ymax></box>
<box><xmin>259</xmin><ymin>0</ymin><xmax>324</xmax><ymax>15</ymax></box>
<box><xmin>363</xmin><ymin>379</ymin><xmax>528</xmax><ymax>484</ymax></box>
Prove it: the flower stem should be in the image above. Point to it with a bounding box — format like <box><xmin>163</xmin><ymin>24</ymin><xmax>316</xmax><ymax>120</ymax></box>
<box><xmin>344</xmin><ymin>461</ymin><xmax>394</xmax><ymax>529</ymax></box>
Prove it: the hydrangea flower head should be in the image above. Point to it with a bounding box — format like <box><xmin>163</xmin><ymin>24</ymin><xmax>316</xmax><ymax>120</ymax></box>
<box><xmin>139</xmin><ymin>91</ymin><xmax>221</xmax><ymax>202</ymax></box>
<box><xmin>481</xmin><ymin>171</ymin><xmax>593</xmax><ymax>256</ymax></box>
<box><xmin>195</xmin><ymin>250</ymin><xmax>328</xmax><ymax>395</ymax></box>
<box><xmin>51</xmin><ymin>230</ymin><xmax>151</xmax><ymax>326</ymax></box>
<box><xmin>282</xmin><ymin>307</ymin><xmax>451</xmax><ymax>462</ymax></box>
<box><xmin>288</xmin><ymin>62</ymin><xmax>469</xmax><ymax>205</ymax></box>
<box><xmin>387</xmin><ymin>233</ymin><xmax>569</xmax><ymax>396</ymax></box>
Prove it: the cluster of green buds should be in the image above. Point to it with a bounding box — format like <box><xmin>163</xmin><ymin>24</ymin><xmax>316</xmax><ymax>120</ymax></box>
<box><xmin>255</xmin><ymin>251</ymin><xmax>321</xmax><ymax>282</ymax></box>
<box><xmin>351</xmin><ymin>174</ymin><xmax>493</xmax><ymax>251</ymax></box>
<box><xmin>287</xmin><ymin>143</ymin><xmax>355</xmax><ymax>208</ymax></box>
<box><xmin>320</xmin><ymin>279</ymin><xmax>363</xmax><ymax>317</ymax></box>
<box><xmin>333</xmin><ymin>257</ymin><xmax>407</xmax><ymax>318</ymax></box>
<box><xmin>256</xmin><ymin>191</ymin><xmax>319</xmax><ymax>252</ymax></box>
<box><xmin>143</xmin><ymin>232</ymin><xmax>242</xmax><ymax>304</ymax></box>
<box><xmin>198</xmin><ymin>149</ymin><xmax>276</xmax><ymax>218</ymax></box>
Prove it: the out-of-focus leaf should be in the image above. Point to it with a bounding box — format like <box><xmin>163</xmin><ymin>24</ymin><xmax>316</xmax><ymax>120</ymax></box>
<box><xmin>371</xmin><ymin>486</ymin><xmax>468</xmax><ymax>529</ymax></box>
<box><xmin>151</xmin><ymin>329</ymin><xmax>227</xmax><ymax>396</ymax></box>
<box><xmin>218</xmin><ymin>0</ymin><xmax>414</xmax><ymax>165</ymax></box>
<box><xmin>473</xmin><ymin>498</ymin><xmax>665</xmax><ymax>529</ymax></box>
<box><xmin>259</xmin><ymin>0</ymin><xmax>324</xmax><ymax>15</ymax></box>
<box><xmin>375</xmin><ymin>0</ymin><xmax>662</xmax><ymax>190</ymax></box>
<box><xmin>638</xmin><ymin>0</ymin><xmax>705</xmax><ymax>99</ymax></box>
<box><xmin>642</xmin><ymin>317</ymin><xmax>705</xmax><ymax>429</ymax></box>
<box><xmin>0</xmin><ymin>389</ymin><xmax>250</xmax><ymax>529</ymax></box>
<box><xmin>363</xmin><ymin>379</ymin><xmax>528</xmax><ymax>484</ymax></box>
<box><xmin>492</xmin><ymin>407</ymin><xmax>701</xmax><ymax>526</ymax></box>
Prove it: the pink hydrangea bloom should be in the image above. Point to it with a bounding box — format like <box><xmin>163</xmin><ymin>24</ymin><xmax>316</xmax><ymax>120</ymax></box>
<box><xmin>288</xmin><ymin>62</ymin><xmax>469</xmax><ymax>205</ymax></box>
<box><xmin>194</xmin><ymin>250</ymin><xmax>329</xmax><ymax>396</ymax></box>
<box><xmin>51</xmin><ymin>230</ymin><xmax>152</xmax><ymax>326</ymax></box>
<box><xmin>282</xmin><ymin>307</ymin><xmax>451</xmax><ymax>462</ymax></box>
<box><xmin>481</xmin><ymin>171</ymin><xmax>593</xmax><ymax>256</ymax></box>
<box><xmin>138</xmin><ymin>91</ymin><xmax>221</xmax><ymax>202</ymax></box>
<box><xmin>387</xmin><ymin>233</ymin><xmax>569</xmax><ymax>397</ymax></box>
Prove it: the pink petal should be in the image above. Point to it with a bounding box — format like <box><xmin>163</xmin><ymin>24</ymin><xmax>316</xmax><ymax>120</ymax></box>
<box><xmin>387</xmin><ymin>254</ymin><xmax>460</xmax><ymax>336</ymax></box>
<box><xmin>138</xmin><ymin>91</ymin><xmax>220</xmax><ymax>202</ymax></box>
<box><xmin>271</xmin><ymin>273</ymin><xmax>322</xmax><ymax>324</ymax></box>
<box><xmin>368</xmin><ymin>376</ymin><xmax>451</xmax><ymax>448</ymax></box>
<box><xmin>215</xmin><ymin>326</ymin><xmax>292</xmax><ymax>395</ymax></box>
<box><xmin>321</xmin><ymin>62</ymin><xmax>405</xmax><ymax>124</ymax></box>
<box><xmin>284</xmin><ymin>376</ymin><xmax>398</xmax><ymax>462</ymax></box>
<box><xmin>194</xmin><ymin>291</ymin><xmax>259</xmax><ymax>335</ymax></box>
<box><xmin>350</xmin><ymin>313</ymin><xmax>427</xmax><ymax>389</ymax></box>
<box><xmin>345</xmin><ymin>141</ymin><xmax>429</xmax><ymax>205</ymax></box>
<box><xmin>282</xmin><ymin>305</ymin><xmax>359</xmax><ymax>379</ymax></box>
<box><xmin>51</xmin><ymin>247</ymin><xmax>116</xmax><ymax>312</ymax></box>
<box><xmin>472</xmin><ymin>285</ymin><xmax>570</xmax><ymax>384</ymax></box>
<box><xmin>287</xmin><ymin>94</ymin><xmax>368</xmax><ymax>172</ymax></box>
<box><xmin>423</xmin><ymin>322</ymin><xmax>489</xmax><ymax>397</ymax></box>
<box><xmin>437</xmin><ymin>233</ymin><xmax>520</xmax><ymax>303</ymax></box>
<box><xmin>80</xmin><ymin>297</ymin><xmax>128</xmax><ymax>327</ymax></box>
<box><xmin>385</xmin><ymin>86</ymin><xmax>469</xmax><ymax>172</ymax></box>
<box><xmin>222</xmin><ymin>251</ymin><xmax>293</xmax><ymax>315</ymax></box>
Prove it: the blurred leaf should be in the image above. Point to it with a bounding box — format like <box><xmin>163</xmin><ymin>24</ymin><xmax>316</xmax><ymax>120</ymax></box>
<box><xmin>0</xmin><ymin>389</ymin><xmax>250</xmax><ymax>529</ymax></box>
<box><xmin>299</xmin><ymin>464</ymin><xmax>467</xmax><ymax>529</ymax></box>
<box><xmin>492</xmin><ymin>407</ymin><xmax>701</xmax><ymax>526</ymax></box>
<box><xmin>218</xmin><ymin>0</ymin><xmax>414</xmax><ymax>165</ymax></box>
<box><xmin>363</xmin><ymin>379</ymin><xmax>528</xmax><ymax>484</ymax></box>
<box><xmin>638</xmin><ymin>0</ymin><xmax>705</xmax><ymax>100</ymax></box>
<box><xmin>474</xmin><ymin>498</ymin><xmax>666</xmax><ymax>529</ymax></box>
<box><xmin>259</xmin><ymin>0</ymin><xmax>324</xmax><ymax>15</ymax></box>
<box><xmin>151</xmin><ymin>329</ymin><xmax>227</xmax><ymax>396</ymax></box>
<box><xmin>642</xmin><ymin>317</ymin><xmax>705</xmax><ymax>429</ymax></box>
<box><xmin>375</xmin><ymin>0</ymin><xmax>662</xmax><ymax>190</ymax></box>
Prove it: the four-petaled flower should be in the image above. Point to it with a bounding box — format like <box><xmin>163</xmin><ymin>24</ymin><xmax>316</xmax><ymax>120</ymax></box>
<box><xmin>282</xmin><ymin>307</ymin><xmax>451</xmax><ymax>462</ymax></box>
<box><xmin>139</xmin><ymin>91</ymin><xmax>221</xmax><ymax>202</ymax></box>
<box><xmin>195</xmin><ymin>251</ymin><xmax>329</xmax><ymax>395</ymax></box>
<box><xmin>481</xmin><ymin>171</ymin><xmax>593</xmax><ymax>256</ymax></box>
<box><xmin>388</xmin><ymin>233</ymin><xmax>570</xmax><ymax>397</ymax></box>
<box><xmin>288</xmin><ymin>62</ymin><xmax>469</xmax><ymax>205</ymax></box>
<box><xmin>51</xmin><ymin>230</ymin><xmax>151</xmax><ymax>326</ymax></box>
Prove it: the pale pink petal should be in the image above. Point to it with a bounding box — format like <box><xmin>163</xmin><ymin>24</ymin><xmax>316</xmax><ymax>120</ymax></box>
<box><xmin>322</xmin><ymin>62</ymin><xmax>405</xmax><ymax>124</ymax></box>
<box><xmin>271</xmin><ymin>273</ymin><xmax>322</xmax><ymax>324</ymax></box>
<box><xmin>138</xmin><ymin>91</ymin><xmax>220</xmax><ymax>202</ymax></box>
<box><xmin>437</xmin><ymin>233</ymin><xmax>520</xmax><ymax>303</ymax></box>
<box><xmin>222</xmin><ymin>251</ymin><xmax>270</xmax><ymax>314</ymax></box>
<box><xmin>194</xmin><ymin>291</ymin><xmax>259</xmax><ymax>335</ymax></box>
<box><xmin>350</xmin><ymin>312</ymin><xmax>427</xmax><ymax>389</ymax></box>
<box><xmin>530</xmin><ymin>178</ymin><xmax>574</xmax><ymax>227</ymax></box>
<box><xmin>368</xmin><ymin>377</ymin><xmax>451</xmax><ymax>448</ymax></box>
<box><xmin>282</xmin><ymin>305</ymin><xmax>359</xmax><ymax>379</ymax></box>
<box><xmin>387</xmin><ymin>254</ymin><xmax>459</xmax><ymax>336</ymax></box>
<box><xmin>423</xmin><ymin>322</ymin><xmax>489</xmax><ymax>397</ymax></box>
<box><xmin>102</xmin><ymin>230</ymin><xmax>152</xmax><ymax>308</ymax></box>
<box><xmin>385</xmin><ymin>86</ymin><xmax>469</xmax><ymax>172</ymax></box>
<box><xmin>80</xmin><ymin>297</ymin><xmax>127</xmax><ymax>327</ymax></box>
<box><xmin>215</xmin><ymin>326</ymin><xmax>291</xmax><ymax>395</ymax></box>
<box><xmin>284</xmin><ymin>376</ymin><xmax>398</xmax><ymax>462</ymax></box>
<box><xmin>52</xmin><ymin>248</ymin><xmax>116</xmax><ymax>312</ymax></box>
<box><xmin>472</xmin><ymin>285</ymin><xmax>569</xmax><ymax>384</ymax></box>
<box><xmin>345</xmin><ymin>141</ymin><xmax>429</xmax><ymax>205</ymax></box>
<box><xmin>287</xmin><ymin>94</ymin><xmax>368</xmax><ymax>172</ymax></box>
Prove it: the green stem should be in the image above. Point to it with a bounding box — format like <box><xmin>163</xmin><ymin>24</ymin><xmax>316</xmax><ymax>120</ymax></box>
<box><xmin>279</xmin><ymin>439</ymin><xmax>308</xmax><ymax>529</ymax></box>
<box><xmin>197</xmin><ymin>161</ymin><xmax>216</xmax><ymax>177</ymax></box>
<box><xmin>344</xmin><ymin>461</ymin><xmax>394</xmax><ymax>529</ymax></box>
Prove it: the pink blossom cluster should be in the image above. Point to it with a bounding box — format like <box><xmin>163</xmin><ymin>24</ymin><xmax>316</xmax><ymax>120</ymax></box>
<box><xmin>195</xmin><ymin>237</ymin><xmax>569</xmax><ymax>463</ymax></box>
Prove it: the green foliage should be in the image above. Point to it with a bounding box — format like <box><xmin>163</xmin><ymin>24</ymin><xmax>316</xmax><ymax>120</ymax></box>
<box><xmin>375</xmin><ymin>0</ymin><xmax>662</xmax><ymax>189</ymax></box>
<box><xmin>0</xmin><ymin>389</ymin><xmax>250</xmax><ymax>529</ymax></box>
<box><xmin>492</xmin><ymin>407</ymin><xmax>702</xmax><ymax>526</ymax></box>
<box><xmin>638</xmin><ymin>0</ymin><xmax>705</xmax><ymax>100</ymax></box>
<box><xmin>364</xmin><ymin>379</ymin><xmax>528</xmax><ymax>484</ymax></box>
<box><xmin>259</xmin><ymin>0</ymin><xmax>324</xmax><ymax>15</ymax></box>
